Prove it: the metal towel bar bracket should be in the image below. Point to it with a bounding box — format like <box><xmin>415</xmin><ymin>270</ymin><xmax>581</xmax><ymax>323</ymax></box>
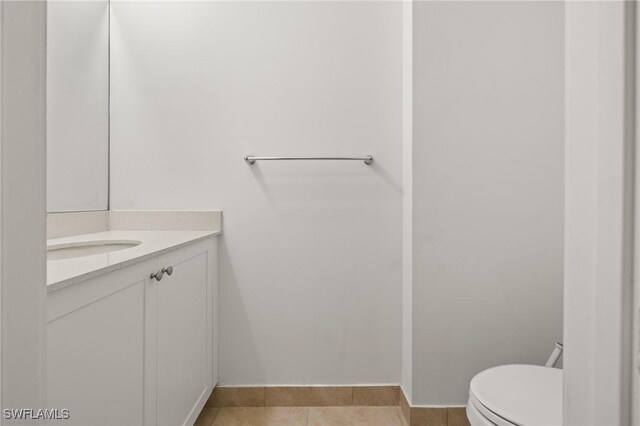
<box><xmin>244</xmin><ymin>155</ymin><xmax>373</xmax><ymax>165</ymax></box>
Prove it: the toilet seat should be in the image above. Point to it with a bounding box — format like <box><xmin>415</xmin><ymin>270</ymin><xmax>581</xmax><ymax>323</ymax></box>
<box><xmin>466</xmin><ymin>399</ymin><xmax>497</xmax><ymax>426</ymax></box>
<box><xmin>468</xmin><ymin>364</ymin><xmax>562</xmax><ymax>426</ymax></box>
<box><xmin>468</xmin><ymin>392</ymin><xmax>517</xmax><ymax>426</ymax></box>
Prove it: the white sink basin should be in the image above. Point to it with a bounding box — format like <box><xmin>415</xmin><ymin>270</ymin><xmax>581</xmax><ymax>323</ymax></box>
<box><xmin>47</xmin><ymin>240</ymin><xmax>142</xmax><ymax>261</ymax></box>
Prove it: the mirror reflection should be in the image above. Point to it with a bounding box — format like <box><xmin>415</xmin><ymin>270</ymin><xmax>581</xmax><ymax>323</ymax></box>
<box><xmin>47</xmin><ymin>0</ymin><xmax>109</xmax><ymax>212</ymax></box>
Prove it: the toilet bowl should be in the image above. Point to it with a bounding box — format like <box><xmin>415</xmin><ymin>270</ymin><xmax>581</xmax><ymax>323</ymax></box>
<box><xmin>466</xmin><ymin>364</ymin><xmax>562</xmax><ymax>426</ymax></box>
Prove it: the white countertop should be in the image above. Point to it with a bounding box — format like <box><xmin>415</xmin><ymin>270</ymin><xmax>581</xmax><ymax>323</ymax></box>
<box><xmin>47</xmin><ymin>230</ymin><xmax>220</xmax><ymax>292</ymax></box>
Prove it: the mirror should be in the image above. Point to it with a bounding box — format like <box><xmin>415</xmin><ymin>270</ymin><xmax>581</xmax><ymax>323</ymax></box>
<box><xmin>47</xmin><ymin>1</ymin><xmax>109</xmax><ymax>212</ymax></box>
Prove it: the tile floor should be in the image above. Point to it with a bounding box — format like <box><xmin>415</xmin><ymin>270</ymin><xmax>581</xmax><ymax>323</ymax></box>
<box><xmin>195</xmin><ymin>406</ymin><xmax>409</xmax><ymax>426</ymax></box>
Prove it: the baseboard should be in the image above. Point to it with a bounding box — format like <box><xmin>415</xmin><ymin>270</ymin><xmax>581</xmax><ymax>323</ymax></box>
<box><xmin>206</xmin><ymin>385</ymin><xmax>400</xmax><ymax>408</ymax></box>
<box><xmin>185</xmin><ymin>386</ymin><xmax>213</xmax><ymax>426</ymax></box>
<box><xmin>205</xmin><ymin>385</ymin><xmax>470</xmax><ymax>426</ymax></box>
<box><xmin>397</xmin><ymin>387</ymin><xmax>470</xmax><ymax>426</ymax></box>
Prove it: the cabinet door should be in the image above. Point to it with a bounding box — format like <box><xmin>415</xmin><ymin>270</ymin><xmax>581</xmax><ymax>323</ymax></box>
<box><xmin>47</xmin><ymin>258</ymin><xmax>156</xmax><ymax>426</ymax></box>
<box><xmin>155</xmin><ymin>240</ymin><xmax>213</xmax><ymax>426</ymax></box>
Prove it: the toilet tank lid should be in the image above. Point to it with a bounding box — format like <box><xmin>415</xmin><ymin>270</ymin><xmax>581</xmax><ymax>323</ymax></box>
<box><xmin>470</xmin><ymin>364</ymin><xmax>562</xmax><ymax>426</ymax></box>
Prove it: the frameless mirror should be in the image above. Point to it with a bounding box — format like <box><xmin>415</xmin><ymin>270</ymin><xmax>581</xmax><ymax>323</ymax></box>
<box><xmin>47</xmin><ymin>0</ymin><xmax>109</xmax><ymax>212</ymax></box>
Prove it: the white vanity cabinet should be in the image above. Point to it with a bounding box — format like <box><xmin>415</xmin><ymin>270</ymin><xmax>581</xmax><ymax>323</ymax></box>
<box><xmin>151</xmin><ymin>240</ymin><xmax>217</xmax><ymax>426</ymax></box>
<box><xmin>47</xmin><ymin>258</ymin><xmax>152</xmax><ymax>426</ymax></box>
<box><xmin>47</xmin><ymin>236</ymin><xmax>218</xmax><ymax>426</ymax></box>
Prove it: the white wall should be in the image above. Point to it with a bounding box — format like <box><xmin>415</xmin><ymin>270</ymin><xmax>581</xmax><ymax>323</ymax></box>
<box><xmin>565</xmin><ymin>2</ymin><xmax>635</xmax><ymax>424</ymax></box>
<box><xmin>1</xmin><ymin>0</ymin><xmax>47</xmax><ymax>416</ymax></box>
<box><xmin>401</xmin><ymin>0</ymin><xmax>413</xmax><ymax>403</ymax></box>
<box><xmin>47</xmin><ymin>1</ymin><xmax>109</xmax><ymax>213</ymax></box>
<box><xmin>411</xmin><ymin>1</ymin><xmax>564</xmax><ymax>405</ymax></box>
<box><xmin>110</xmin><ymin>0</ymin><xmax>565</xmax><ymax>400</ymax></box>
<box><xmin>110</xmin><ymin>1</ymin><xmax>403</xmax><ymax>385</ymax></box>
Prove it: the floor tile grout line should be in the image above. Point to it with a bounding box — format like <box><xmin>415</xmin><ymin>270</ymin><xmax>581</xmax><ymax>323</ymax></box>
<box><xmin>210</xmin><ymin>407</ymin><xmax>219</xmax><ymax>426</ymax></box>
<box><xmin>393</xmin><ymin>406</ymin><xmax>402</xmax><ymax>426</ymax></box>
<box><xmin>201</xmin><ymin>405</ymin><xmax>413</xmax><ymax>426</ymax></box>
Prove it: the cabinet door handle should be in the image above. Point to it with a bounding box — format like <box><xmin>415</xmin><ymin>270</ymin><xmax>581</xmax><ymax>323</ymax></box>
<box><xmin>150</xmin><ymin>270</ymin><xmax>164</xmax><ymax>281</ymax></box>
<box><xmin>162</xmin><ymin>266</ymin><xmax>174</xmax><ymax>276</ymax></box>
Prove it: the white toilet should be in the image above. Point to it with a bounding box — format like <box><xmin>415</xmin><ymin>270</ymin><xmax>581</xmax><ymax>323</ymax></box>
<box><xmin>466</xmin><ymin>364</ymin><xmax>562</xmax><ymax>426</ymax></box>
